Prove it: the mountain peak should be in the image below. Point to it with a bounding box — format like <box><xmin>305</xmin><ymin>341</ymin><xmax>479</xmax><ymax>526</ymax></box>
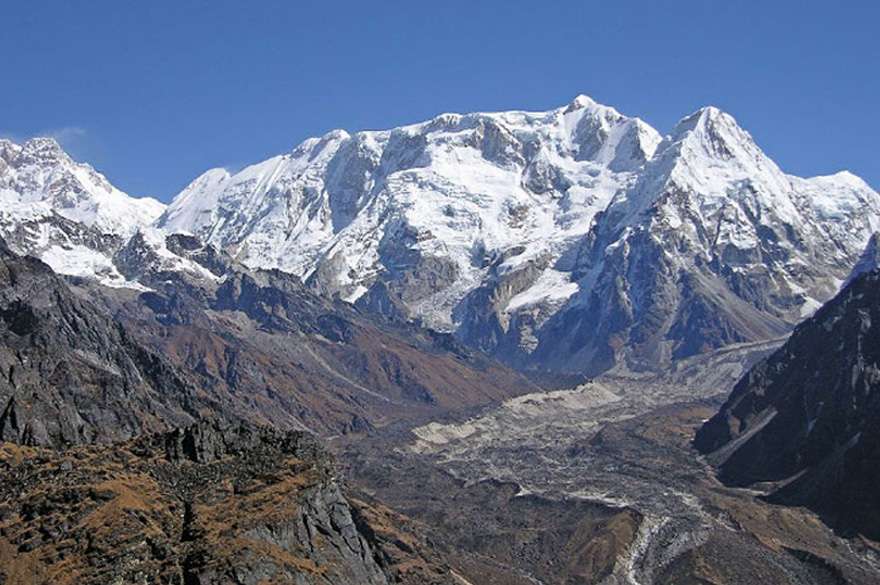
<box><xmin>813</xmin><ymin>169</ymin><xmax>874</xmax><ymax>190</ymax></box>
<box><xmin>0</xmin><ymin>132</ymin><xmax>165</xmax><ymax>260</ymax></box>
<box><xmin>23</xmin><ymin>135</ymin><xmax>63</xmax><ymax>149</ymax></box>
<box><xmin>0</xmin><ymin>138</ymin><xmax>21</xmax><ymax>163</ymax></box>
<box><xmin>671</xmin><ymin>106</ymin><xmax>740</xmax><ymax>140</ymax></box>
<box><xmin>321</xmin><ymin>128</ymin><xmax>351</xmax><ymax>141</ymax></box>
<box><xmin>290</xmin><ymin>128</ymin><xmax>351</xmax><ymax>161</ymax></box>
<box><xmin>659</xmin><ymin>104</ymin><xmax>776</xmax><ymax>174</ymax></box>
<box><xmin>0</xmin><ymin>136</ymin><xmax>70</xmax><ymax>167</ymax></box>
<box><xmin>564</xmin><ymin>94</ymin><xmax>599</xmax><ymax>112</ymax></box>
<box><xmin>562</xmin><ymin>94</ymin><xmax>628</xmax><ymax>122</ymax></box>
<box><xmin>19</xmin><ymin>136</ymin><xmax>68</xmax><ymax>163</ymax></box>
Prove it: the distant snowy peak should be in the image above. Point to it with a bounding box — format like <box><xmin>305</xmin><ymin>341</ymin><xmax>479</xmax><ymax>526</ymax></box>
<box><xmin>616</xmin><ymin>105</ymin><xmax>878</xmax><ymax>245</ymax></box>
<box><xmin>0</xmin><ymin>136</ymin><xmax>164</xmax><ymax>235</ymax></box>
<box><xmin>562</xmin><ymin>94</ymin><xmax>662</xmax><ymax>170</ymax></box>
<box><xmin>156</xmin><ymin>167</ymin><xmax>231</xmax><ymax>236</ymax></box>
<box><xmin>0</xmin><ymin>136</ymin><xmax>165</xmax><ymax>286</ymax></box>
<box><xmin>654</xmin><ymin>107</ymin><xmax>789</xmax><ymax>200</ymax></box>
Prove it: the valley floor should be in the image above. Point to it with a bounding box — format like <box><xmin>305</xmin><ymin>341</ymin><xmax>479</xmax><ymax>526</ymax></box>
<box><xmin>338</xmin><ymin>346</ymin><xmax>880</xmax><ymax>585</ymax></box>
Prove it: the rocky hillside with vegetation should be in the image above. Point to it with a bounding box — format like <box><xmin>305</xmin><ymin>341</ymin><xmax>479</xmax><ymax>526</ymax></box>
<box><xmin>0</xmin><ymin>419</ymin><xmax>460</xmax><ymax>585</ymax></box>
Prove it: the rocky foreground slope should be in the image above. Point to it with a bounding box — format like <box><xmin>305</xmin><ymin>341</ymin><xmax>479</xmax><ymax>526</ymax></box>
<box><xmin>0</xmin><ymin>236</ymin><xmax>207</xmax><ymax>446</ymax></box>
<box><xmin>0</xmin><ymin>238</ymin><xmax>476</xmax><ymax>584</ymax></box>
<box><xmin>0</xmin><ymin>419</ymin><xmax>453</xmax><ymax>585</ymax></box>
<box><xmin>697</xmin><ymin>269</ymin><xmax>880</xmax><ymax>540</ymax></box>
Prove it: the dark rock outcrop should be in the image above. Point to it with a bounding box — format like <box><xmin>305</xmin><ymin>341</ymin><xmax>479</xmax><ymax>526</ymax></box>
<box><xmin>696</xmin><ymin>269</ymin><xmax>880</xmax><ymax>539</ymax></box>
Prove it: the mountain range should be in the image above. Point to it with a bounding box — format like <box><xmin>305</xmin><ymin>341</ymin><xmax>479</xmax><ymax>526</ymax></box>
<box><xmin>2</xmin><ymin>96</ymin><xmax>877</xmax><ymax>377</ymax></box>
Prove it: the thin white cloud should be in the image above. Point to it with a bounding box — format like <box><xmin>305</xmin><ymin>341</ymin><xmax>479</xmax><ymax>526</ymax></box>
<box><xmin>46</xmin><ymin>126</ymin><xmax>88</xmax><ymax>149</ymax></box>
<box><xmin>0</xmin><ymin>130</ymin><xmax>24</xmax><ymax>142</ymax></box>
<box><xmin>0</xmin><ymin>126</ymin><xmax>87</xmax><ymax>148</ymax></box>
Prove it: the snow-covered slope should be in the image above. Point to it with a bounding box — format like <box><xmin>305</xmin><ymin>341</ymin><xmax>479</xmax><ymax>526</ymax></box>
<box><xmin>0</xmin><ymin>137</ymin><xmax>164</xmax><ymax>284</ymax></box>
<box><xmin>845</xmin><ymin>232</ymin><xmax>880</xmax><ymax>285</ymax></box>
<box><xmin>157</xmin><ymin>96</ymin><xmax>661</xmax><ymax>325</ymax></box>
<box><xmin>531</xmin><ymin>107</ymin><xmax>880</xmax><ymax>373</ymax></box>
<box><xmin>159</xmin><ymin>96</ymin><xmax>880</xmax><ymax>374</ymax></box>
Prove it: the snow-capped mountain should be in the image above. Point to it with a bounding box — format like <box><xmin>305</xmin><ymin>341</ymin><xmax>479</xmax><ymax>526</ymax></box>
<box><xmin>157</xmin><ymin>96</ymin><xmax>661</xmax><ymax>324</ymax></box>
<box><xmin>0</xmin><ymin>137</ymin><xmax>164</xmax><ymax>284</ymax></box>
<box><xmin>527</xmin><ymin>107</ymin><xmax>880</xmax><ymax>373</ymax></box>
<box><xmin>158</xmin><ymin>96</ymin><xmax>880</xmax><ymax>374</ymax></box>
<box><xmin>2</xmin><ymin>96</ymin><xmax>878</xmax><ymax>375</ymax></box>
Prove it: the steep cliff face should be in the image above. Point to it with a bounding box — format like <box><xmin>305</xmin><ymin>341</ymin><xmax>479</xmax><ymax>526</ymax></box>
<box><xmin>696</xmin><ymin>269</ymin><xmax>880</xmax><ymax>539</ymax></box>
<box><xmin>0</xmin><ymin>420</ymin><xmax>390</xmax><ymax>585</ymax></box>
<box><xmin>0</xmin><ymin>237</ymin><xmax>212</xmax><ymax>447</ymax></box>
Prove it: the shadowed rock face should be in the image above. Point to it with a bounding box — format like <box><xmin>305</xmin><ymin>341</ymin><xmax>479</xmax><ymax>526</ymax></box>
<box><xmin>109</xmin><ymin>249</ymin><xmax>532</xmax><ymax>436</ymax></box>
<box><xmin>0</xmin><ymin>235</ymin><xmax>532</xmax><ymax>445</ymax></box>
<box><xmin>0</xmin><ymin>419</ymin><xmax>390</xmax><ymax>585</ymax></box>
<box><xmin>697</xmin><ymin>269</ymin><xmax>880</xmax><ymax>540</ymax></box>
<box><xmin>0</xmin><ymin>238</ymin><xmax>212</xmax><ymax>447</ymax></box>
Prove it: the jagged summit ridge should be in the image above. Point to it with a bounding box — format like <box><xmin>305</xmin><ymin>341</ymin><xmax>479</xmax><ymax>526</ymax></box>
<box><xmin>530</xmin><ymin>101</ymin><xmax>880</xmax><ymax>373</ymax></box>
<box><xmin>156</xmin><ymin>96</ymin><xmax>663</xmax><ymax>319</ymax></box>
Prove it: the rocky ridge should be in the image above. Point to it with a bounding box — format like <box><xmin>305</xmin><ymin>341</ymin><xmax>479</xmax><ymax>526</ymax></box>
<box><xmin>0</xmin><ymin>236</ymin><xmax>211</xmax><ymax>447</ymax></box>
<box><xmin>697</xmin><ymin>268</ymin><xmax>880</xmax><ymax>540</ymax></box>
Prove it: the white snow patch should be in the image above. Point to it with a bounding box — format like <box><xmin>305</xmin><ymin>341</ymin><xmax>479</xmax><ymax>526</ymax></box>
<box><xmin>506</xmin><ymin>269</ymin><xmax>579</xmax><ymax>312</ymax></box>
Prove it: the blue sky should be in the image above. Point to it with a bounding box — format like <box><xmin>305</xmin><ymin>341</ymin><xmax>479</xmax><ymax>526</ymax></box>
<box><xmin>2</xmin><ymin>1</ymin><xmax>877</xmax><ymax>200</ymax></box>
